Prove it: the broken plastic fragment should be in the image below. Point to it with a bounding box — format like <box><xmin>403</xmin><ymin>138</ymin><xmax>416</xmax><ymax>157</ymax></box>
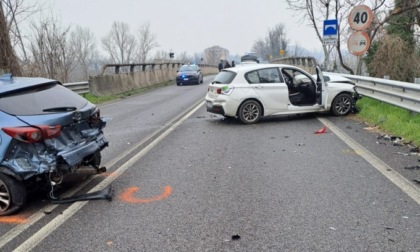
<box><xmin>52</xmin><ymin>185</ymin><xmax>113</xmax><ymax>204</ymax></box>
<box><xmin>231</xmin><ymin>235</ymin><xmax>241</xmax><ymax>240</ymax></box>
<box><xmin>315</xmin><ymin>126</ymin><xmax>328</xmax><ymax>134</ymax></box>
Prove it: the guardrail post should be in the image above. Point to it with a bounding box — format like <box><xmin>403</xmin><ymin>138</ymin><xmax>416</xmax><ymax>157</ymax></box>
<box><xmin>415</xmin><ymin>78</ymin><xmax>420</xmax><ymax>84</ymax></box>
<box><xmin>130</xmin><ymin>65</ymin><xmax>135</xmax><ymax>73</ymax></box>
<box><xmin>115</xmin><ymin>66</ymin><xmax>120</xmax><ymax>74</ymax></box>
<box><xmin>384</xmin><ymin>75</ymin><xmax>390</xmax><ymax>79</ymax></box>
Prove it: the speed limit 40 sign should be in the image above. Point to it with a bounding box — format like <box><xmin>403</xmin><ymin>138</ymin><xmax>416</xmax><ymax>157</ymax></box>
<box><xmin>348</xmin><ymin>5</ymin><xmax>373</xmax><ymax>31</ymax></box>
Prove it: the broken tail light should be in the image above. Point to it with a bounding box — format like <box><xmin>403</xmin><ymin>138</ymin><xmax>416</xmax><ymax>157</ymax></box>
<box><xmin>216</xmin><ymin>86</ymin><xmax>234</xmax><ymax>95</ymax></box>
<box><xmin>2</xmin><ymin>125</ymin><xmax>62</xmax><ymax>143</ymax></box>
<box><xmin>89</xmin><ymin>107</ymin><xmax>101</xmax><ymax>127</ymax></box>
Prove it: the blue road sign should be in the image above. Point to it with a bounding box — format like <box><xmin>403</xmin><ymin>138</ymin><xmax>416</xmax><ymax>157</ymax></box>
<box><xmin>323</xmin><ymin>19</ymin><xmax>338</xmax><ymax>37</ymax></box>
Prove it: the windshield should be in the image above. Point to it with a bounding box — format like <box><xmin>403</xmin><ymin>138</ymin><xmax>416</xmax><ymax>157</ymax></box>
<box><xmin>179</xmin><ymin>65</ymin><xmax>197</xmax><ymax>72</ymax></box>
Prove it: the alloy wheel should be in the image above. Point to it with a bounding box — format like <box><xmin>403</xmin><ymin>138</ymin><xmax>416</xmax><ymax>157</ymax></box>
<box><xmin>333</xmin><ymin>94</ymin><xmax>352</xmax><ymax>115</ymax></box>
<box><xmin>0</xmin><ymin>179</ymin><xmax>11</xmax><ymax>212</ymax></box>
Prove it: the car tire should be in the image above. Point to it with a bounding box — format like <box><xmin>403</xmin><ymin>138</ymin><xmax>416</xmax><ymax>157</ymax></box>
<box><xmin>176</xmin><ymin>83</ymin><xmax>180</xmax><ymax>86</ymax></box>
<box><xmin>200</xmin><ymin>76</ymin><xmax>203</xmax><ymax>84</ymax></box>
<box><xmin>331</xmin><ymin>93</ymin><xmax>353</xmax><ymax>116</ymax></box>
<box><xmin>238</xmin><ymin>100</ymin><xmax>262</xmax><ymax>124</ymax></box>
<box><xmin>0</xmin><ymin>172</ymin><xmax>27</xmax><ymax>216</ymax></box>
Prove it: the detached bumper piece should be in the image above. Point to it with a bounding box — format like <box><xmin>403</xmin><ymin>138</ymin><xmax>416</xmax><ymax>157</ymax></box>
<box><xmin>52</xmin><ymin>185</ymin><xmax>113</xmax><ymax>204</ymax></box>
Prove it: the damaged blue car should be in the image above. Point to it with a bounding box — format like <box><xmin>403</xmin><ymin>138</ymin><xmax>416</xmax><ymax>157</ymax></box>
<box><xmin>0</xmin><ymin>74</ymin><xmax>108</xmax><ymax>215</ymax></box>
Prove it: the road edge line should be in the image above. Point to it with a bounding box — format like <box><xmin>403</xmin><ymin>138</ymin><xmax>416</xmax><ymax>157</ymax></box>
<box><xmin>318</xmin><ymin>117</ymin><xmax>420</xmax><ymax>205</ymax></box>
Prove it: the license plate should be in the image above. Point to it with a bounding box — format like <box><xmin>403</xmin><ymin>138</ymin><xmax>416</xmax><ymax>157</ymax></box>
<box><xmin>183</xmin><ymin>78</ymin><xmax>189</xmax><ymax>81</ymax></box>
<box><xmin>206</xmin><ymin>101</ymin><xmax>212</xmax><ymax>108</ymax></box>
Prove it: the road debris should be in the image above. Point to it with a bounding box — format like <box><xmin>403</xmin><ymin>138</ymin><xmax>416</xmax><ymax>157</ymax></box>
<box><xmin>404</xmin><ymin>166</ymin><xmax>420</xmax><ymax>170</ymax></box>
<box><xmin>52</xmin><ymin>185</ymin><xmax>113</xmax><ymax>204</ymax></box>
<box><xmin>231</xmin><ymin>234</ymin><xmax>241</xmax><ymax>240</ymax></box>
<box><xmin>314</xmin><ymin>126</ymin><xmax>328</xmax><ymax>134</ymax></box>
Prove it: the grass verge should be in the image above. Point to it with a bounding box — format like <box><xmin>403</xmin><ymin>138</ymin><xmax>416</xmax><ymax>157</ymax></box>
<box><xmin>83</xmin><ymin>80</ymin><xmax>173</xmax><ymax>104</ymax></box>
<box><xmin>355</xmin><ymin>97</ymin><xmax>420</xmax><ymax>146</ymax></box>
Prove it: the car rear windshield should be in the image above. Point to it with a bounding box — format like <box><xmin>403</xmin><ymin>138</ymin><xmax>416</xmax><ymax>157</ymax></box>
<box><xmin>179</xmin><ymin>65</ymin><xmax>197</xmax><ymax>71</ymax></box>
<box><xmin>0</xmin><ymin>83</ymin><xmax>88</xmax><ymax>116</ymax></box>
<box><xmin>212</xmin><ymin>71</ymin><xmax>236</xmax><ymax>84</ymax></box>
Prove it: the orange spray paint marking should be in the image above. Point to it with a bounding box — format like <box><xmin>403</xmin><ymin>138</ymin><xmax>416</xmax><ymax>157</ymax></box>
<box><xmin>0</xmin><ymin>215</ymin><xmax>27</xmax><ymax>224</ymax></box>
<box><xmin>119</xmin><ymin>186</ymin><xmax>172</xmax><ymax>204</ymax></box>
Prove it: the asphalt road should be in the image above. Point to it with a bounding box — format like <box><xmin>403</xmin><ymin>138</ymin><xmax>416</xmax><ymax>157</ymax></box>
<box><xmin>1</xmin><ymin>76</ymin><xmax>419</xmax><ymax>251</ymax></box>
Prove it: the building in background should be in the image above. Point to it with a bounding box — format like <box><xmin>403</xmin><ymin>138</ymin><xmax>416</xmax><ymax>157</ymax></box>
<box><xmin>204</xmin><ymin>46</ymin><xmax>229</xmax><ymax>65</ymax></box>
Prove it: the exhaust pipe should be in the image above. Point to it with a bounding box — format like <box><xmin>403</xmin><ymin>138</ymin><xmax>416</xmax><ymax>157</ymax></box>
<box><xmin>75</xmin><ymin>166</ymin><xmax>107</xmax><ymax>175</ymax></box>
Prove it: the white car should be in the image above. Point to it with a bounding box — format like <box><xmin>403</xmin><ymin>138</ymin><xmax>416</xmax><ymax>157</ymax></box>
<box><xmin>205</xmin><ymin>64</ymin><xmax>359</xmax><ymax>124</ymax></box>
<box><xmin>315</xmin><ymin>73</ymin><xmax>355</xmax><ymax>85</ymax></box>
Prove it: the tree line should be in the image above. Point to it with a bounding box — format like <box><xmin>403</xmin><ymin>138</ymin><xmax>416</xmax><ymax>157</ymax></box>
<box><xmin>1</xmin><ymin>1</ymin><xmax>420</xmax><ymax>83</ymax></box>
<box><xmin>0</xmin><ymin>0</ymin><xmax>188</xmax><ymax>83</ymax></box>
<box><xmin>252</xmin><ymin>0</ymin><xmax>420</xmax><ymax>82</ymax></box>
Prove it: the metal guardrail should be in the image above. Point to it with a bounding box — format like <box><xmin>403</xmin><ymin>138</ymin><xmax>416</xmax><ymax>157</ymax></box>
<box><xmin>324</xmin><ymin>72</ymin><xmax>420</xmax><ymax>113</ymax></box>
<box><xmin>63</xmin><ymin>82</ymin><xmax>89</xmax><ymax>95</ymax></box>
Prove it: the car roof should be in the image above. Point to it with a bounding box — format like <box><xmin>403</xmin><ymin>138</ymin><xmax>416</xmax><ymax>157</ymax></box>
<box><xmin>223</xmin><ymin>63</ymin><xmax>305</xmax><ymax>73</ymax></box>
<box><xmin>0</xmin><ymin>74</ymin><xmax>59</xmax><ymax>94</ymax></box>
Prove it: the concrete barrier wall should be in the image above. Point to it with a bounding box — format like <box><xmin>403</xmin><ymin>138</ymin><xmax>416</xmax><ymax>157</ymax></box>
<box><xmin>270</xmin><ymin>57</ymin><xmax>318</xmax><ymax>74</ymax></box>
<box><xmin>89</xmin><ymin>64</ymin><xmax>218</xmax><ymax>96</ymax></box>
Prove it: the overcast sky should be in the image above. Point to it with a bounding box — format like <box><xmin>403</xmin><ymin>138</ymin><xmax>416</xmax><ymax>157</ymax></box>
<box><xmin>28</xmin><ymin>0</ymin><xmax>321</xmax><ymax>57</ymax></box>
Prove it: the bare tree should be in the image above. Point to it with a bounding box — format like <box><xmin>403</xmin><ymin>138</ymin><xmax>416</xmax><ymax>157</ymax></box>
<box><xmin>3</xmin><ymin>0</ymin><xmax>40</xmax><ymax>64</ymax></box>
<box><xmin>267</xmin><ymin>23</ymin><xmax>288</xmax><ymax>58</ymax></box>
<box><xmin>136</xmin><ymin>21</ymin><xmax>159</xmax><ymax>63</ymax></box>
<box><xmin>286</xmin><ymin>0</ymin><xmax>362</xmax><ymax>73</ymax></box>
<box><xmin>193</xmin><ymin>52</ymin><xmax>204</xmax><ymax>64</ymax></box>
<box><xmin>286</xmin><ymin>0</ymin><xmax>420</xmax><ymax>75</ymax></box>
<box><xmin>252</xmin><ymin>39</ymin><xmax>270</xmax><ymax>60</ymax></box>
<box><xmin>101</xmin><ymin>21</ymin><xmax>137</xmax><ymax>64</ymax></box>
<box><xmin>28</xmin><ymin>16</ymin><xmax>75</xmax><ymax>82</ymax></box>
<box><xmin>251</xmin><ymin>23</ymin><xmax>289</xmax><ymax>61</ymax></box>
<box><xmin>70</xmin><ymin>25</ymin><xmax>97</xmax><ymax>80</ymax></box>
<box><xmin>289</xmin><ymin>43</ymin><xmax>309</xmax><ymax>57</ymax></box>
<box><xmin>0</xmin><ymin>0</ymin><xmax>22</xmax><ymax>75</ymax></box>
<box><xmin>176</xmin><ymin>51</ymin><xmax>192</xmax><ymax>63</ymax></box>
<box><xmin>152</xmin><ymin>49</ymin><xmax>169</xmax><ymax>63</ymax></box>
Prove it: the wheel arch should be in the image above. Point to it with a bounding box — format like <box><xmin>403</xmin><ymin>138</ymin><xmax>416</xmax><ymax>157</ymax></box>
<box><xmin>236</xmin><ymin>98</ymin><xmax>265</xmax><ymax>117</ymax></box>
<box><xmin>328</xmin><ymin>91</ymin><xmax>354</xmax><ymax>111</ymax></box>
<box><xmin>0</xmin><ymin>166</ymin><xmax>23</xmax><ymax>182</ymax></box>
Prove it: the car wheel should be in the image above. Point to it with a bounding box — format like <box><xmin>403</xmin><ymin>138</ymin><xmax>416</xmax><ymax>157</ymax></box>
<box><xmin>0</xmin><ymin>173</ymin><xmax>27</xmax><ymax>216</ymax></box>
<box><xmin>331</xmin><ymin>93</ymin><xmax>353</xmax><ymax>116</ymax></box>
<box><xmin>176</xmin><ymin>83</ymin><xmax>180</xmax><ymax>86</ymax></box>
<box><xmin>200</xmin><ymin>75</ymin><xmax>203</xmax><ymax>84</ymax></box>
<box><xmin>238</xmin><ymin>100</ymin><xmax>262</xmax><ymax>124</ymax></box>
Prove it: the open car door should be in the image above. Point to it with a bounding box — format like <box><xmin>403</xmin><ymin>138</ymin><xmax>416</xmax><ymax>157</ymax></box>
<box><xmin>316</xmin><ymin>66</ymin><xmax>328</xmax><ymax>108</ymax></box>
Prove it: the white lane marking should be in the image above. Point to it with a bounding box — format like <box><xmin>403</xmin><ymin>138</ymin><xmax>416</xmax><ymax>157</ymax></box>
<box><xmin>13</xmin><ymin>101</ymin><xmax>204</xmax><ymax>252</ymax></box>
<box><xmin>318</xmin><ymin>117</ymin><xmax>420</xmax><ymax>205</ymax></box>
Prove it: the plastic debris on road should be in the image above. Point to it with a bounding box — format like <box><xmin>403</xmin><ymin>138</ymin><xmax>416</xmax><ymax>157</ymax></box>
<box><xmin>314</xmin><ymin>126</ymin><xmax>328</xmax><ymax>134</ymax></box>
